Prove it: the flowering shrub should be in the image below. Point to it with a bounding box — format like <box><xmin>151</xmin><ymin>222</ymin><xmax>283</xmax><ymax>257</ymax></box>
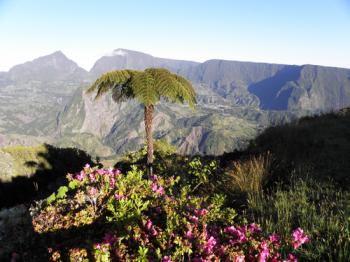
<box><xmin>31</xmin><ymin>165</ymin><xmax>309</xmax><ymax>261</ymax></box>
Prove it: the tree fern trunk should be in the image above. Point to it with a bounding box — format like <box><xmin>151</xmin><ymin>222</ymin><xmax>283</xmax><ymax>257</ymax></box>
<box><xmin>144</xmin><ymin>105</ymin><xmax>154</xmax><ymax>176</ymax></box>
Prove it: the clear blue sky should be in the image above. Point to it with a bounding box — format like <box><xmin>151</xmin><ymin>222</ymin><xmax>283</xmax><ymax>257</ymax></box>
<box><xmin>0</xmin><ymin>0</ymin><xmax>350</xmax><ymax>71</ymax></box>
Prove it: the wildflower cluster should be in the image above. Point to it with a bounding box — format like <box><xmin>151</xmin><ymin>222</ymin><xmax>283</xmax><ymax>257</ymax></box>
<box><xmin>31</xmin><ymin>165</ymin><xmax>309</xmax><ymax>261</ymax></box>
<box><xmin>31</xmin><ymin>164</ymin><xmax>121</xmax><ymax>233</ymax></box>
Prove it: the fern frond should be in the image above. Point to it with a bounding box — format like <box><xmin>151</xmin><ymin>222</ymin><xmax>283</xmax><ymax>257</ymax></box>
<box><xmin>86</xmin><ymin>68</ymin><xmax>196</xmax><ymax>108</ymax></box>
<box><xmin>86</xmin><ymin>70</ymin><xmax>136</xmax><ymax>100</ymax></box>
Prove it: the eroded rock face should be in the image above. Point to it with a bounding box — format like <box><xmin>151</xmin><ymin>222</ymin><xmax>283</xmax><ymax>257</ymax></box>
<box><xmin>178</xmin><ymin>126</ymin><xmax>203</xmax><ymax>154</ymax></box>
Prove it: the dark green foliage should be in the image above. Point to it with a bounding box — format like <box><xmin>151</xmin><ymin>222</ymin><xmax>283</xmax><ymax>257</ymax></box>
<box><xmin>247</xmin><ymin>108</ymin><xmax>350</xmax><ymax>187</ymax></box>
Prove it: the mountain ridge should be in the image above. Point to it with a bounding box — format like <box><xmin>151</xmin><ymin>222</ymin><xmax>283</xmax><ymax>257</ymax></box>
<box><xmin>1</xmin><ymin>49</ymin><xmax>350</xmax><ymax>157</ymax></box>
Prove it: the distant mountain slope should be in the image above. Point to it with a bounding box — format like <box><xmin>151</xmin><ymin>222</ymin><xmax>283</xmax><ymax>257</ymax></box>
<box><xmin>181</xmin><ymin>59</ymin><xmax>284</xmax><ymax>107</ymax></box>
<box><xmin>1</xmin><ymin>49</ymin><xmax>350</xmax><ymax>156</ymax></box>
<box><xmin>0</xmin><ymin>52</ymin><xmax>89</xmax><ymax>136</ymax></box>
<box><xmin>249</xmin><ymin>65</ymin><xmax>350</xmax><ymax>111</ymax></box>
<box><xmin>8</xmin><ymin>51</ymin><xmax>88</xmax><ymax>82</ymax></box>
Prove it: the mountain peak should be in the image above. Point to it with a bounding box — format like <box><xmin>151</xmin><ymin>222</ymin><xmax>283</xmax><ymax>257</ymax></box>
<box><xmin>8</xmin><ymin>51</ymin><xmax>87</xmax><ymax>81</ymax></box>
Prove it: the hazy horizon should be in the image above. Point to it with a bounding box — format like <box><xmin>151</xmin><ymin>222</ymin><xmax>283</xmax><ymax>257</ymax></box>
<box><xmin>1</xmin><ymin>0</ymin><xmax>350</xmax><ymax>71</ymax></box>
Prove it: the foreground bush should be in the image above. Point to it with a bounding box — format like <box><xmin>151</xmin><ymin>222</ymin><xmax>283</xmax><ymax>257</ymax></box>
<box><xmin>30</xmin><ymin>165</ymin><xmax>308</xmax><ymax>261</ymax></box>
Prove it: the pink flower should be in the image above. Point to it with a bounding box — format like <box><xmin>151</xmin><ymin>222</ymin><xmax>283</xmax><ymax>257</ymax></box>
<box><xmin>292</xmin><ymin>228</ymin><xmax>309</xmax><ymax>249</ymax></box>
<box><xmin>96</xmin><ymin>243</ymin><xmax>101</xmax><ymax>249</ymax></box>
<box><xmin>156</xmin><ymin>186</ymin><xmax>165</xmax><ymax>195</ymax></box>
<box><xmin>235</xmin><ymin>255</ymin><xmax>245</xmax><ymax>262</ymax></box>
<box><xmin>269</xmin><ymin>233</ymin><xmax>280</xmax><ymax>243</ymax></box>
<box><xmin>97</xmin><ymin>169</ymin><xmax>105</xmax><ymax>175</ymax></box>
<box><xmin>224</xmin><ymin>226</ymin><xmax>236</xmax><ymax>234</ymax></box>
<box><xmin>272</xmin><ymin>252</ymin><xmax>281</xmax><ymax>262</ymax></box>
<box><xmin>151</xmin><ymin>227</ymin><xmax>158</xmax><ymax>236</ymax></box>
<box><xmin>84</xmin><ymin>163</ymin><xmax>90</xmax><ymax>169</ymax></box>
<box><xmin>249</xmin><ymin>223</ymin><xmax>262</xmax><ymax>233</ymax></box>
<box><xmin>284</xmin><ymin>253</ymin><xmax>297</xmax><ymax>262</ymax></box>
<box><xmin>114</xmin><ymin>192</ymin><xmax>124</xmax><ymax>200</ymax></box>
<box><xmin>189</xmin><ymin>215</ymin><xmax>199</xmax><ymax>224</ymax></box>
<box><xmin>114</xmin><ymin>169</ymin><xmax>121</xmax><ymax>176</ymax></box>
<box><xmin>185</xmin><ymin>230</ymin><xmax>194</xmax><ymax>239</ymax></box>
<box><xmin>194</xmin><ymin>208</ymin><xmax>208</xmax><ymax>217</ymax></box>
<box><xmin>224</xmin><ymin>226</ymin><xmax>247</xmax><ymax>243</ymax></box>
<box><xmin>89</xmin><ymin>187</ymin><xmax>97</xmax><ymax>196</ymax></box>
<box><xmin>89</xmin><ymin>173</ymin><xmax>96</xmax><ymax>182</ymax></box>
<box><xmin>76</xmin><ymin>170</ymin><xmax>86</xmax><ymax>181</ymax></box>
<box><xmin>162</xmin><ymin>256</ymin><xmax>172</xmax><ymax>262</ymax></box>
<box><xmin>109</xmin><ymin>177</ymin><xmax>116</xmax><ymax>189</ymax></box>
<box><xmin>146</xmin><ymin>219</ymin><xmax>153</xmax><ymax>230</ymax></box>
<box><xmin>204</xmin><ymin>236</ymin><xmax>217</xmax><ymax>254</ymax></box>
<box><xmin>259</xmin><ymin>240</ymin><xmax>270</xmax><ymax>262</ymax></box>
<box><xmin>152</xmin><ymin>183</ymin><xmax>158</xmax><ymax>192</ymax></box>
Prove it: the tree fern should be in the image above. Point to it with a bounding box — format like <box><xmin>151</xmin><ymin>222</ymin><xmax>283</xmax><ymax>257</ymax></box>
<box><xmin>87</xmin><ymin>68</ymin><xmax>196</xmax><ymax>176</ymax></box>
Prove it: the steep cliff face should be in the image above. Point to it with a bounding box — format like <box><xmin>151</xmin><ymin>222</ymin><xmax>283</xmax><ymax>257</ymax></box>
<box><xmin>248</xmin><ymin>65</ymin><xmax>350</xmax><ymax>111</ymax></box>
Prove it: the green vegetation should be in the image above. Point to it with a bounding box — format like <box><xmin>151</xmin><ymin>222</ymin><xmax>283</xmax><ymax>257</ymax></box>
<box><xmin>1</xmin><ymin>109</ymin><xmax>350</xmax><ymax>261</ymax></box>
<box><xmin>246</xmin><ymin>177</ymin><xmax>350</xmax><ymax>261</ymax></box>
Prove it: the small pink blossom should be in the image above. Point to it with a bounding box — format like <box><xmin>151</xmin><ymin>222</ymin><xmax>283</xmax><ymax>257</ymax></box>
<box><xmin>146</xmin><ymin>219</ymin><xmax>153</xmax><ymax>230</ymax></box>
<box><xmin>249</xmin><ymin>223</ymin><xmax>262</xmax><ymax>233</ymax></box>
<box><xmin>204</xmin><ymin>236</ymin><xmax>217</xmax><ymax>254</ymax></box>
<box><xmin>224</xmin><ymin>226</ymin><xmax>236</xmax><ymax>234</ymax></box>
<box><xmin>89</xmin><ymin>173</ymin><xmax>96</xmax><ymax>182</ymax></box>
<box><xmin>194</xmin><ymin>208</ymin><xmax>208</xmax><ymax>217</ymax></box>
<box><xmin>272</xmin><ymin>252</ymin><xmax>281</xmax><ymax>262</ymax></box>
<box><xmin>76</xmin><ymin>171</ymin><xmax>86</xmax><ymax>181</ymax></box>
<box><xmin>114</xmin><ymin>192</ymin><xmax>124</xmax><ymax>200</ymax></box>
<box><xmin>185</xmin><ymin>230</ymin><xmax>194</xmax><ymax>239</ymax></box>
<box><xmin>89</xmin><ymin>187</ymin><xmax>97</xmax><ymax>196</ymax></box>
<box><xmin>269</xmin><ymin>233</ymin><xmax>280</xmax><ymax>243</ymax></box>
<box><xmin>109</xmin><ymin>177</ymin><xmax>116</xmax><ymax>189</ymax></box>
<box><xmin>156</xmin><ymin>186</ymin><xmax>165</xmax><ymax>195</ymax></box>
<box><xmin>284</xmin><ymin>253</ymin><xmax>297</xmax><ymax>262</ymax></box>
<box><xmin>235</xmin><ymin>255</ymin><xmax>245</xmax><ymax>262</ymax></box>
<box><xmin>292</xmin><ymin>228</ymin><xmax>309</xmax><ymax>249</ymax></box>
<box><xmin>189</xmin><ymin>215</ymin><xmax>199</xmax><ymax>224</ymax></box>
<box><xmin>152</xmin><ymin>183</ymin><xmax>158</xmax><ymax>192</ymax></box>
<box><xmin>162</xmin><ymin>256</ymin><xmax>172</xmax><ymax>262</ymax></box>
<box><xmin>151</xmin><ymin>227</ymin><xmax>158</xmax><ymax>236</ymax></box>
<box><xmin>259</xmin><ymin>240</ymin><xmax>270</xmax><ymax>262</ymax></box>
<box><xmin>97</xmin><ymin>169</ymin><xmax>105</xmax><ymax>175</ymax></box>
